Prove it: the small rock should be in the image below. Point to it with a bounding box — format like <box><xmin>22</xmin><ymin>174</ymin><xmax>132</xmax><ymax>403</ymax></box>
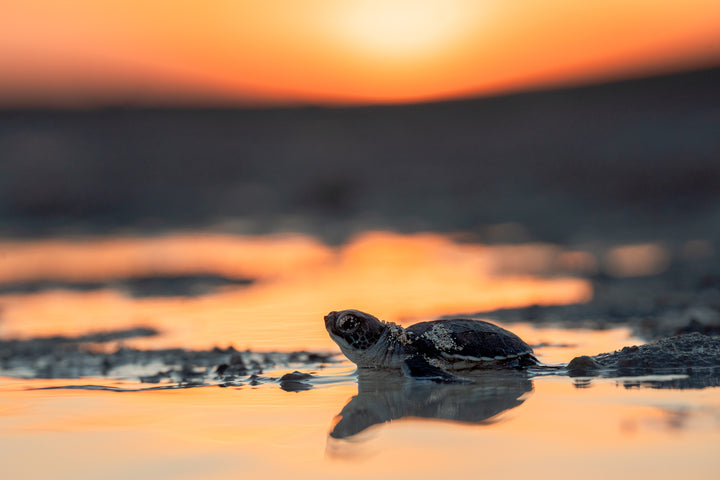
<box><xmin>567</xmin><ymin>355</ymin><xmax>601</xmax><ymax>376</ymax></box>
<box><xmin>279</xmin><ymin>371</ymin><xmax>315</xmax><ymax>392</ymax></box>
<box><xmin>280</xmin><ymin>371</ymin><xmax>314</xmax><ymax>381</ymax></box>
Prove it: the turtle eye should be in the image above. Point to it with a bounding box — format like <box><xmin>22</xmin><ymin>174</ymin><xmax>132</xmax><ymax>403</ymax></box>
<box><xmin>338</xmin><ymin>314</ymin><xmax>358</xmax><ymax>332</ymax></box>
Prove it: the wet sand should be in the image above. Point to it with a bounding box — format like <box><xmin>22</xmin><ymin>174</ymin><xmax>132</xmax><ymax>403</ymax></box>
<box><xmin>2</xmin><ymin>314</ymin><xmax>718</xmax><ymax>391</ymax></box>
<box><xmin>1</xmin><ymin>229</ymin><xmax>719</xmax><ymax>388</ymax></box>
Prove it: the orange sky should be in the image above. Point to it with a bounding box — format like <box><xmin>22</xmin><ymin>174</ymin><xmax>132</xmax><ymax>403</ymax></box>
<box><xmin>1</xmin><ymin>0</ymin><xmax>720</xmax><ymax>106</ymax></box>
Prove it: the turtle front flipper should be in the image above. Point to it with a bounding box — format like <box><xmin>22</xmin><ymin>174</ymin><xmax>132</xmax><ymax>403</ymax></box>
<box><xmin>401</xmin><ymin>356</ymin><xmax>467</xmax><ymax>384</ymax></box>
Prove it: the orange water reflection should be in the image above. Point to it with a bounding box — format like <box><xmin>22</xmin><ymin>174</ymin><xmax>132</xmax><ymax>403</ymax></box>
<box><xmin>2</xmin><ymin>232</ymin><xmax>718</xmax><ymax>480</ymax></box>
<box><xmin>0</xmin><ymin>232</ymin><xmax>591</xmax><ymax>350</ymax></box>
<box><xmin>0</xmin><ymin>233</ymin><xmax>331</xmax><ymax>283</ymax></box>
<box><xmin>0</xmin><ymin>377</ymin><xmax>718</xmax><ymax>479</ymax></box>
<box><xmin>603</xmin><ymin>243</ymin><xmax>671</xmax><ymax>277</ymax></box>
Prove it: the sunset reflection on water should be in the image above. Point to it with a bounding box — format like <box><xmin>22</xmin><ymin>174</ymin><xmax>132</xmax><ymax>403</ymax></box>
<box><xmin>1</xmin><ymin>231</ymin><xmax>719</xmax><ymax>479</ymax></box>
<box><xmin>0</xmin><ymin>376</ymin><xmax>718</xmax><ymax>480</ymax></box>
<box><xmin>0</xmin><ymin>231</ymin><xmax>592</xmax><ymax>351</ymax></box>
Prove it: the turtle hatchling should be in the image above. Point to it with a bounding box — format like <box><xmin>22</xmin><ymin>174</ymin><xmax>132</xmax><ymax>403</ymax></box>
<box><xmin>324</xmin><ymin>309</ymin><xmax>537</xmax><ymax>382</ymax></box>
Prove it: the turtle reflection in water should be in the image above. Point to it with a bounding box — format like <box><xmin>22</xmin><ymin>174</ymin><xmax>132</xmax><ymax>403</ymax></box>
<box><xmin>324</xmin><ymin>309</ymin><xmax>537</xmax><ymax>382</ymax></box>
<box><xmin>328</xmin><ymin>369</ymin><xmax>533</xmax><ymax>442</ymax></box>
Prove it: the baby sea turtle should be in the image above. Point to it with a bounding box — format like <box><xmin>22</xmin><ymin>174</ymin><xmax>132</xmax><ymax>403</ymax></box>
<box><xmin>324</xmin><ymin>309</ymin><xmax>537</xmax><ymax>382</ymax></box>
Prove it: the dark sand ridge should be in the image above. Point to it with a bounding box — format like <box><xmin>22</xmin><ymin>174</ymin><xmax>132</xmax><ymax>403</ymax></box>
<box><xmin>1</xmin><ymin>66</ymin><xmax>719</xmax><ymax>245</ymax></box>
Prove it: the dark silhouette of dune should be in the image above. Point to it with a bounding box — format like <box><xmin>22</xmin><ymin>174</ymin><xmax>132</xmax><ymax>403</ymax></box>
<box><xmin>1</xmin><ymin>66</ymin><xmax>719</xmax><ymax>244</ymax></box>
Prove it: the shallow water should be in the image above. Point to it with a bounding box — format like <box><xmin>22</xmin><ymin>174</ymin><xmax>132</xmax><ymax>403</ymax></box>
<box><xmin>0</xmin><ymin>231</ymin><xmax>592</xmax><ymax>350</ymax></box>
<box><xmin>0</xmin><ymin>232</ymin><xmax>718</xmax><ymax>479</ymax></box>
<box><xmin>2</xmin><ymin>369</ymin><xmax>719</xmax><ymax>480</ymax></box>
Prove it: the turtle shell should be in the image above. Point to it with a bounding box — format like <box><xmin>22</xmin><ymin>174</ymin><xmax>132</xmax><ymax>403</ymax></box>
<box><xmin>406</xmin><ymin>319</ymin><xmax>533</xmax><ymax>362</ymax></box>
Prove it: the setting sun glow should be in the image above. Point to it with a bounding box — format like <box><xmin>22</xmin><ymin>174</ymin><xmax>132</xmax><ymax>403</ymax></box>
<box><xmin>328</xmin><ymin>1</ymin><xmax>476</xmax><ymax>61</ymax></box>
<box><xmin>1</xmin><ymin>1</ymin><xmax>719</xmax><ymax>105</ymax></box>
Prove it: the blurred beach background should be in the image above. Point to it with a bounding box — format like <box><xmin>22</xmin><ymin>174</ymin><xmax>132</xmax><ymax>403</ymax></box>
<box><xmin>2</xmin><ymin>1</ymin><xmax>720</xmax><ymax>348</ymax></box>
<box><xmin>1</xmin><ymin>1</ymin><xmax>719</xmax><ymax>243</ymax></box>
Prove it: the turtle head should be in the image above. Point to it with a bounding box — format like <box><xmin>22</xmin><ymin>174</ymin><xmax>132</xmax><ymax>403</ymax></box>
<box><xmin>324</xmin><ymin>309</ymin><xmax>388</xmax><ymax>365</ymax></box>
